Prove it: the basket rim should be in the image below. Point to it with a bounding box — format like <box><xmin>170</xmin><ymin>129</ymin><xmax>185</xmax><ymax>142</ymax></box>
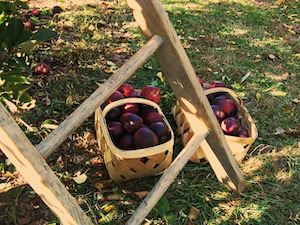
<box><xmin>98</xmin><ymin>97</ymin><xmax>174</xmax><ymax>159</ymax></box>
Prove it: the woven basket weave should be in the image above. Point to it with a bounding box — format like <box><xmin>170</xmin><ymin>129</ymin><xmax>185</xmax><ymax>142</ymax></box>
<box><xmin>171</xmin><ymin>87</ymin><xmax>258</xmax><ymax>163</ymax></box>
<box><xmin>95</xmin><ymin>98</ymin><xmax>174</xmax><ymax>182</ymax></box>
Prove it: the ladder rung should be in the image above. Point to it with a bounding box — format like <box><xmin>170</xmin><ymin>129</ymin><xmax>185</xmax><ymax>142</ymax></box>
<box><xmin>37</xmin><ymin>35</ymin><xmax>164</xmax><ymax>159</ymax></box>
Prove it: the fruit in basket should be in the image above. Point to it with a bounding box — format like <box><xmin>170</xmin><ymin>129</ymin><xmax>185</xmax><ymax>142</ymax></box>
<box><xmin>141</xmin><ymin>85</ymin><xmax>161</xmax><ymax>104</ymax></box>
<box><xmin>239</xmin><ymin>127</ymin><xmax>249</xmax><ymax>138</ymax></box>
<box><xmin>145</xmin><ymin>111</ymin><xmax>163</xmax><ymax>125</ymax></box>
<box><xmin>120</xmin><ymin>112</ymin><xmax>143</xmax><ymax>133</ymax></box>
<box><xmin>108</xmin><ymin>121</ymin><xmax>125</xmax><ymax>141</ymax></box>
<box><xmin>107</xmin><ymin>91</ymin><xmax>124</xmax><ymax>103</ymax></box>
<box><xmin>127</xmin><ymin>90</ymin><xmax>141</xmax><ymax>98</ymax></box>
<box><xmin>221</xmin><ymin>117</ymin><xmax>241</xmax><ymax>136</ymax></box>
<box><xmin>212</xmin><ymin>97</ymin><xmax>237</xmax><ymax>115</ymax></box>
<box><xmin>198</xmin><ymin>77</ymin><xmax>204</xmax><ymax>87</ymax></box>
<box><xmin>211</xmin><ymin>81</ymin><xmax>225</xmax><ymax>88</ymax></box>
<box><xmin>134</xmin><ymin>127</ymin><xmax>159</xmax><ymax>148</ymax></box>
<box><xmin>118</xmin><ymin>83</ymin><xmax>135</xmax><ymax>97</ymax></box>
<box><xmin>211</xmin><ymin>105</ymin><xmax>225</xmax><ymax>122</ymax></box>
<box><xmin>106</xmin><ymin>107</ymin><xmax>122</xmax><ymax>122</ymax></box>
<box><xmin>121</xmin><ymin>103</ymin><xmax>140</xmax><ymax>114</ymax></box>
<box><xmin>149</xmin><ymin>122</ymin><xmax>171</xmax><ymax>143</ymax></box>
<box><xmin>119</xmin><ymin>133</ymin><xmax>135</xmax><ymax>150</ymax></box>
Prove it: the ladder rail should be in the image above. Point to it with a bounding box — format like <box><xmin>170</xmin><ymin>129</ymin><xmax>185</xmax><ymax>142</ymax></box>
<box><xmin>36</xmin><ymin>35</ymin><xmax>163</xmax><ymax>159</ymax></box>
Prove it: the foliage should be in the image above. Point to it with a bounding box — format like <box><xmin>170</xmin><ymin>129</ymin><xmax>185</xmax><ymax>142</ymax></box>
<box><xmin>0</xmin><ymin>0</ymin><xmax>57</xmax><ymax>105</ymax></box>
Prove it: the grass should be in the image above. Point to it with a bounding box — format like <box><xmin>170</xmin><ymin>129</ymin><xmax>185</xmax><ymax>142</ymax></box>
<box><xmin>1</xmin><ymin>0</ymin><xmax>299</xmax><ymax>224</ymax></box>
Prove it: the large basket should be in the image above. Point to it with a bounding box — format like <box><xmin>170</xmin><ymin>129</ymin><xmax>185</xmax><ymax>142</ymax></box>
<box><xmin>95</xmin><ymin>98</ymin><xmax>174</xmax><ymax>182</ymax></box>
<box><xmin>171</xmin><ymin>87</ymin><xmax>258</xmax><ymax>163</ymax></box>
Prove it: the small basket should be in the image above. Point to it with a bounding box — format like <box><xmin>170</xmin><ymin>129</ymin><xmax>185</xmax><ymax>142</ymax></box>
<box><xmin>171</xmin><ymin>87</ymin><xmax>258</xmax><ymax>163</ymax></box>
<box><xmin>95</xmin><ymin>98</ymin><xmax>174</xmax><ymax>182</ymax></box>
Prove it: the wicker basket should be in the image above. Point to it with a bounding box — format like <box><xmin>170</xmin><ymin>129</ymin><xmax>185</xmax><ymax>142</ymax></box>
<box><xmin>95</xmin><ymin>98</ymin><xmax>174</xmax><ymax>182</ymax></box>
<box><xmin>171</xmin><ymin>87</ymin><xmax>258</xmax><ymax>163</ymax></box>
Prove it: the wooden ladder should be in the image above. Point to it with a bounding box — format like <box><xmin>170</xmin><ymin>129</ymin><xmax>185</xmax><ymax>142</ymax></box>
<box><xmin>0</xmin><ymin>0</ymin><xmax>245</xmax><ymax>224</ymax></box>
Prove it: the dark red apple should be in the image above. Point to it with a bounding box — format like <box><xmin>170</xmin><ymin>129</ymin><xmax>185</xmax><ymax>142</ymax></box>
<box><xmin>21</xmin><ymin>16</ymin><xmax>28</xmax><ymax>22</ymax></box>
<box><xmin>211</xmin><ymin>105</ymin><xmax>225</xmax><ymax>122</ymax></box>
<box><xmin>108</xmin><ymin>121</ymin><xmax>125</xmax><ymax>142</ymax></box>
<box><xmin>140</xmin><ymin>85</ymin><xmax>161</xmax><ymax>104</ymax></box>
<box><xmin>221</xmin><ymin>117</ymin><xmax>241</xmax><ymax>136</ymax></box>
<box><xmin>119</xmin><ymin>133</ymin><xmax>135</xmax><ymax>150</ymax></box>
<box><xmin>34</xmin><ymin>62</ymin><xmax>50</xmax><ymax>75</ymax></box>
<box><xmin>211</xmin><ymin>81</ymin><xmax>225</xmax><ymax>88</ymax></box>
<box><xmin>24</xmin><ymin>20</ymin><xmax>35</xmax><ymax>30</ymax></box>
<box><xmin>52</xmin><ymin>6</ymin><xmax>63</xmax><ymax>15</ymax></box>
<box><xmin>106</xmin><ymin>91</ymin><xmax>124</xmax><ymax>105</ymax></box>
<box><xmin>145</xmin><ymin>111</ymin><xmax>163</xmax><ymax>125</ymax></box>
<box><xmin>31</xmin><ymin>9</ymin><xmax>40</xmax><ymax>17</ymax></box>
<box><xmin>212</xmin><ymin>97</ymin><xmax>237</xmax><ymax>115</ymax></box>
<box><xmin>139</xmin><ymin>106</ymin><xmax>156</xmax><ymax>121</ymax></box>
<box><xmin>127</xmin><ymin>90</ymin><xmax>141</xmax><ymax>98</ymax></box>
<box><xmin>134</xmin><ymin>127</ymin><xmax>159</xmax><ymax>148</ymax></box>
<box><xmin>105</xmin><ymin>107</ymin><xmax>122</xmax><ymax>122</ymax></box>
<box><xmin>149</xmin><ymin>121</ymin><xmax>171</xmax><ymax>143</ymax></box>
<box><xmin>239</xmin><ymin>127</ymin><xmax>249</xmax><ymax>138</ymax></box>
<box><xmin>120</xmin><ymin>112</ymin><xmax>143</xmax><ymax>133</ymax></box>
<box><xmin>211</xmin><ymin>95</ymin><xmax>228</xmax><ymax>104</ymax></box>
<box><xmin>118</xmin><ymin>83</ymin><xmax>134</xmax><ymax>97</ymax></box>
<box><xmin>120</xmin><ymin>103</ymin><xmax>140</xmax><ymax>114</ymax></box>
<box><xmin>23</xmin><ymin>12</ymin><xmax>31</xmax><ymax>19</ymax></box>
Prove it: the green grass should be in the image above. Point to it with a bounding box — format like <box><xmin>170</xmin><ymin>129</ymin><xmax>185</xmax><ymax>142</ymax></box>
<box><xmin>1</xmin><ymin>0</ymin><xmax>299</xmax><ymax>224</ymax></box>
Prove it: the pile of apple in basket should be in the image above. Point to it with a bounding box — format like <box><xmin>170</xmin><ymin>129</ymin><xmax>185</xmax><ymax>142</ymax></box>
<box><xmin>101</xmin><ymin>84</ymin><xmax>172</xmax><ymax>150</ymax></box>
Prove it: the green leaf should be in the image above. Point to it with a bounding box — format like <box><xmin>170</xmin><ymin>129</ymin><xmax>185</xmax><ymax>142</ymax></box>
<box><xmin>31</xmin><ymin>28</ymin><xmax>57</xmax><ymax>41</ymax></box>
<box><xmin>155</xmin><ymin>197</ymin><xmax>171</xmax><ymax>217</ymax></box>
<box><xmin>7</xmin><ymin>18</ymin><xmax>25</xmax><ymax>47</ymax></box>
<box><xmin>0</xmin><ymin>23</ymin><xmax>7</xmax><ymax>46</ymax></box>
<box><xmin>17</xmin><ymin>39</ymin><xmax>41</xmax><ymax>53</ymax></box>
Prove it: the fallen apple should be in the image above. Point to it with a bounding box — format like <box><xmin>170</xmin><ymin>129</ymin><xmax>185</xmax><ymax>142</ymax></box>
<box><xmin>34</xmin><ymin>62</ymin><xmax>50</xmax><ymax>75</ymax></box>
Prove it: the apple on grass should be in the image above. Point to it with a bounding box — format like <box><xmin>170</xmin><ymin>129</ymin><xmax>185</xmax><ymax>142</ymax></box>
<box><xmin>24</xmin><ymin>20</ymin><xmax>35</xmax><ymax>30</ymax></box>
<box><xmin>34</xmin><ymin>62</ymin><xmax>50</xmax><ymax>75</ymax></box>
<box><xmin>141</xmin><ymin>85</ymin><xmax>161</xmax><ymax>104</ymax></box>
<box><xmin>31</xmin><ymin>9</ymin><xmax>40</xmax><ymax>17</ymax></box>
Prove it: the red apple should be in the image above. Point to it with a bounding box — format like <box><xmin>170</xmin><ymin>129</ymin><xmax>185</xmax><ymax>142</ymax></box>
<box><xmin>120</xmin><ymin>103</ymin><xmax>140</xmax><ymax>114</ymax></box>
<box><xmin>140</xmin><ymin>85</ymin><xmax>161</xmax><ymax>103</ymax></box>
<box><xmin>107</xmin><ymin>91</ymin><xmax>124</xmax><ymax>104</ymax></box>
<box><xmin>134</xmin><ymin>127</ymin><xmax>159</xmax><ymax>148</ymax></box>
<box><xmin>24</xmin><ymin>20</ymin><xmax>35</xmax><ymax>30</ymax></box>
<box><xmin>105</xmin><ymin>107</ymin><xmax>122</xmax><ymax>122</ymax></box>
<box><xmin>108</xmin><ymin>121</ymin><xmax>125</xmax><ymax>142</ymax></box>
<box><xmin>221</xmin><ymin>117</ymin><xmax>241</xmax><ymax>136</ymax></box>
<box><xmin>211</xmin><ymin>105</ymin><xmax>225</xmax><ymax>123</ymax></box>
<box><xmin>118</xmin><ymin>83</ymin><xmax>134</xmax><ymax>97</ymax></box>
<box><xmin>52</xmin><ymin>6</ymin><xmax>63</xmax><ymax>15</ymax></box>
<box><xmin>127</xmin><ymin>90</ymin><xmax>141</xmax><ymax>98</ymax></box>
<box><xmin>145</xmin><ymin>111</ymin><xmax>163</xmax><ymax>125</ymax></box>
<box><xmin>239</xmin><ymin>127</ymin><xmax>249</xmax><ymax>138</ymax></box>
<box><xmin>31</xmin><ymin>9</ymin><xmax>40</xmax><ymax>17</ymax></box>
<box><xmin>149</xmin><ymin>121</ymin><xmax>171</xmax><ymax>143</ymax></box>
<box><xmin>212</xmin><ymin>97</ymin><xmax>237</xmax><ymax>115</ymax></box>
<box><xmin>211</xmin><ymin>81</ymin><xmax>225</xmax><ymax>88</ymax></box>
<box><xmin>119</xmin><ymin>133</ymin><xmax>135</xmax><ymax>150</ymax></box>
<box><xmin>120</xmin><ymin>112</ymin><xmax>143</xmax><ymax>133</ymax></box>
<box><xmin>34</xmin><ymin>62</ymin><xmax>50</xmax><ymax>75</ymax></box>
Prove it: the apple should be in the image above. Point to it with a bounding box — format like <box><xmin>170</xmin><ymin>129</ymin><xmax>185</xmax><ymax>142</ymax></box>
<box><xmin>212</xmin><ymin>97</ymin><xmax>237</xmax><ymax>115</ymax></box>
<box><xmin>34</xmin><ymin>62</ymin><xmax>50</xmax><ymax>75</ymax></box>
<box><xmin>145</xmin><ymin>111</ymin><xmax>163</xmax><ymax>125</ymax></box>
<box><xmin>140</xmin><ymin>85</ymin><xmax>161</xmax><ymax>104</ymax></box>
<box><xmin>221</xmin><ymin>117</ymin><xmax>241</xmax><ymax>136</ymax></box>
<box><xmin>134</xmin><ymin>127</ymin><xmax>159</xmax><ymax>148</ymax></box>
<box><xmin>21</xmin><ymin>16</ymin><xmax>28</xmax><ymax>22</ymax></box>
<box><xmin>239</xmin><ymin>127</ymin><xmax>249</xmax><ymax>138</ymax></box>
<box><xmin>119</xmin><ymin>133</ymin><xmax>134</xmax><ymax>150</ymax></box>
<box><xmin>24</xmin><ymin>20</ymin><xmax>35</xmax><ymax>30</ymax></box>
<box><xmin>31</xmin><ymin>9</ymin><xmax>40</xmax><ymax>17</ymax></box>
<box><xmin>149</xmin><ymin>121</ymin><xmax>171</xmax><ymax>143</ymax></box>
<box><xmin>118</xmin><ymin>83</ymin><xmax>134</xmax><ymax>97</ymax></box>
<box><xmin>120</xmin><ymin>112</ymin><xmax>143</xmax><ymax>133</ymax></box>
<box><xmin>23</xmin><ymin>12</ymin><xmax>31</xmax><ymax>19</ymax></box>
<box><xmin>105</xmin><ymin>107</ymin><xmax>122</xmax><ymax>122</ymax></box>
<box><xmin>108</xmin><ymin>121</ymin><xmax>125</xmax><ymax>142</ymax></box>
<box><xmin>139</xmin><ymin>105</ymin><xmax>156</xmax><ymax>121</ymax></box>
<box><xmin>127</xmin><ymin>90</ymin><xmax>141</xmax><ymax>98</ymax></box>
<box><xmin>211</xmin><ymin>105</ymin><xmax>225</xmax><ymax>123</ymax></box>
<box><xmin>120</xmin><ymin>102</ymin><xmax>140</xmax><ymax>114</ymax></box>
<box><xmin>211</xmin><ymin>81</ymin><xmax>225</xmax><ymax>88</ymax></box>
<box><xmin>107</xmin><ymin>91</ymin><xmax>124</xmax><ymax>103</ymax></box>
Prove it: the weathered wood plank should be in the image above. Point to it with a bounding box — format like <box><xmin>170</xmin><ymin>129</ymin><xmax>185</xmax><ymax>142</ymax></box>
<box><xmin>127</xmin><ymin>0</ymin><xmax>245</xmax><ymax>192</ymax></box>
<box><xmin>126</xmin><ymin>133</ymin><xmax>208</xmax><ymax>225</ymax></box>
<box><xmin>36</xmin><ymin>35</ymin><xmax>163</xmax><ymax>159</ymax></box>
<box><xmin>0</xmin><ymin>103</ymin><xmax>93</xmax><ymax>225</ymax></box>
